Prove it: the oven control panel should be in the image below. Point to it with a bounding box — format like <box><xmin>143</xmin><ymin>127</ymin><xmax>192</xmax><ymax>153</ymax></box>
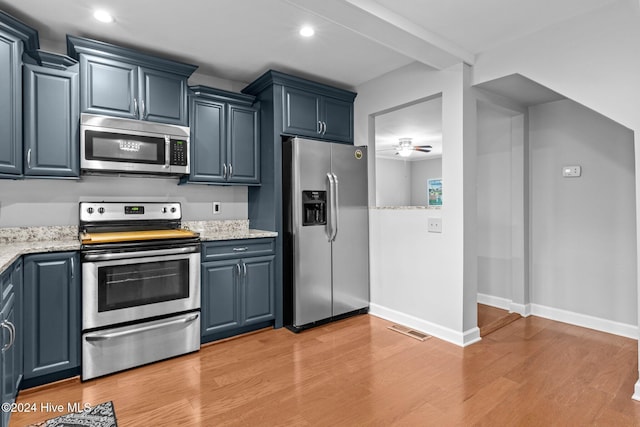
<box><xmin>80</xmin><ymin>202</ymin><xmax>182</xmax><ymax>222</ymax></box>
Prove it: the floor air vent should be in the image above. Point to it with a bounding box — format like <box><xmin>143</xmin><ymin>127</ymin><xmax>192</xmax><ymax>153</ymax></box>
<box><xmin>387</xmin><ymin>324</ymin><xmax>431</xmax><ymax>341</ymax></box>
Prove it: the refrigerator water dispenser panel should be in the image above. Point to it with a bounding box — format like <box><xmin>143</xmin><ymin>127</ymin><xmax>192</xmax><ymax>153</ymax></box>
<box><xmin>302</xmin><ymin>191</ymin><xmax>327</xmax><ymax>226</ymax></box>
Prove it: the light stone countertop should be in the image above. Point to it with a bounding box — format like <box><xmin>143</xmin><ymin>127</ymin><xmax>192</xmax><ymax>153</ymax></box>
<box><xmin>0</xmin><ymin>221</ymin><xmax>277</xmax><ymax>274</ymax></box>
<box><xmin>0</xmin><ymin>226</ymin><xmax>81</xmax><ymax>273</ymax></box>
<box><xmin>182</xmin><ymin>220</ymin><xmax>278</xmax><ymax>242</ymax></box>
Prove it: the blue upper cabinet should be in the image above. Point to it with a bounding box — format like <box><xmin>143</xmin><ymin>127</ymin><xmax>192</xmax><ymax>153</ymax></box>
<box><xmin>79</xmin><ymin>54</ymin><xmax>138</xmax><ymax>119</ymax></box>
<box><xmin>245</xmin><ymin>70</ymin><xmax>356</xmax><ymax>144</ymax></box>
<box><xmin>228</xmin><ymin>103</ymin><xmax>259</xmax><ymax>184</ymax></box>
<box><xmin>0</xmin><ymin>11</ymin><xmax>39</xmax><ymax>177</ymax></box>
<box><xmin>185</xmin><ymin>86</ymin><xmax>259</xmax><ymax>185</ymax></box>
<box><xmin>67</xmin><ymin>35</ymin><xmax>196</xmax><ymax>126</ymax></box>
<box><xmin>283</xmin><ymin>86</ymin><xmax>353</xmax><ymax>143</ymax></box>
<box><xmin>23</xmin><ymin>52</ymin><xmax>80</xmax><ymax>178</ymax></box>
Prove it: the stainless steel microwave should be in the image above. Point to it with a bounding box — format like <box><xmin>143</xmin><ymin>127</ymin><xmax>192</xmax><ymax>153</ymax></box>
<box><xmin>80</xmin><ymin>113</ymin><xmax>190</xmax><ymax>176</ymax></box>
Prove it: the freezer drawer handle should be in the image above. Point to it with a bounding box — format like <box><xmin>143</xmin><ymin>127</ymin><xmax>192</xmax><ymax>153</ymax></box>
<box><xmin>85</xmin><ymin>313</ymin><xmax>199</xmax><ymax>342</ymax></box>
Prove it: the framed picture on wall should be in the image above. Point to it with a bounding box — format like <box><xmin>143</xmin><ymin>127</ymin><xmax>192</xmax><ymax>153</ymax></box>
<box><xmin>428</xmin><ymin>178</ymin><xmax>442</xmax><ymax>207</ymax></box>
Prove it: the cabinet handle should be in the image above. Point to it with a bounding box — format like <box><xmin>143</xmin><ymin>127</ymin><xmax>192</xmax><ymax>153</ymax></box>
<box><xmin>1</xmin><ymin>322</ymin><xmax>12</xmax><ymax>352</ymax></box>
<box><xmin>228</xmin><ymin>163</ymin><xmax>233</xmax><ymax>179</ymax></box>
<box><xmin>27</xmin><ymin>148</ymin><xmax>32</xmax><ymax>169</ymax></box>
<box><xmin>7</xmin><ymin>321</ymin><xmax>15</xmax><ymax>350</ymax></box>
<box><xmin>317</xmin><ymin>121</ymin><xmax>322</xmax><ymax>134</ymax></box>
<box><xmin>223</xmin><ymin>163</ymin><xmax>227</xmax><ymax>180</ymax></box>
<box><xmin>70</xmin><ymin>257</ymin><xmax>75</xmax><ymax>279</ymax></box>
<box><xmin>242</xmin><ymin>261</ymin><xmax>247</xmax><ymax>277</ymax></box>
<box><xmin>322</xmin><ymin>121</ymin><xmax>327</xmax><ymax>135</ymax></box>
<box><xmin>232</xmin><ymin>247</ymin><xmax>249</xmax><ymax>252</ymax></box>
<box><xmin>133</xmin><ymin>98</ymin><xmax>138</xmax><ymax>117</ymax></box>
<box><xmin>141</xmin><ymin>99</ymin><xmax>146</xmax><ymax>120</ymax></box>
<box><xmin>236</xmin><ymin>263</ymin><xmax>241</xmax><ymax>277</ymax></box>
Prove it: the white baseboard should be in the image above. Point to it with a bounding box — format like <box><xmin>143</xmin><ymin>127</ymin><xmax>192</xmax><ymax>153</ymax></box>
<box><xmin>633</xmin><ymin>380</ymin><xmax>640</xmax><ymax>401</ymax></box>
<box><xmin>477</xmin><ymin>293</ymin><xmax>531</xmax><ymax>317</ymax></box>
<box><xmin>530</xmin><ymin>304</ymin><xmax>638</xmax><ymax>340</ymax></box>
<box><xmin>477</xmin><ymin>293</ymin><xmax>511</xmax><ymax>310</ymax></box>
<box><xmin>478</xmin><ymin>294</ymin><xmax>637</xmax><ymax>339</ymax></box>
<box><xmin>509</xmin><ymin>302</ymin><xmax>532</xmax><ymax>317</ymax></box>
<box><xmin>369</xmin><ymin>303</ymin><xmax>480</xmax><ymax>347</ymax></box>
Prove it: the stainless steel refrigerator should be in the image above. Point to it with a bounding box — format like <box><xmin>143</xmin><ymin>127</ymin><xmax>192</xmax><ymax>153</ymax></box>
<box><xmin>283</xmin><ymin>137</ymin><xmax>369</xmax><ymax>331</ymax></box>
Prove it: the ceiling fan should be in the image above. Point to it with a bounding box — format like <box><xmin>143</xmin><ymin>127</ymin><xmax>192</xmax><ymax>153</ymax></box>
<box><xmin>379</xmin><ymin>138</ymin><xmax>432</xmax><ymax>157</ymax></box>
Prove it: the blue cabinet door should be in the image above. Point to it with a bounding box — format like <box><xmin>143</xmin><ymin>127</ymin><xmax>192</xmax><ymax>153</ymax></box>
<box><xmin>0</xmin><ymin>257</ymin><xmax>22</xmax><ymax>427</ymax></box>
<box><xmin>1</xmin><ymin>294</ymin><xmax>15</xmax><ymax>427</ymax></box>
<box><xmin>10</xmin><ymin>259</ymin><xmax>22</xmax><ymax>396</ymax></box>
<box><xmin>23</xmin><ymin>63</ymin><xmax>79</xmax><ymax>177</ymax></box>
<box><xmin>321</xmin><ymin>97</ymin><xmax>353</xmax><ymax>143</ymax></box>
<box><xmin>189</xmin><ymin>98</ymin><xmax>226</xmax><ymax>182</ymax></box>
<box><xmin>242</xmin><ymin>255</ymin><xmax>275</xmax><ymax>325</ymax></box>
<box><xmin>139</xmin><ymin>67</ymin><xmax>188</xmax><ymax>125</ymax></box>
<box><xmin>0</xmin><ymin>29</ymin><xmax>23</xmax><ymax>176</ymax></box>
<box><xmin>23</xmin><ymin>252</ymin><xmax>80</xmax><ymax>380</ymax></box>
<box><xmin>201</xmin><ymin>260</ymin><xmax>241</xmax><ymax>336</ymax></box>
<box><xmin>80</xmin><ymin>54</ymin><xmax>138</xmax><ymax>119</ymax></box>
<box><xmin>282</xmin><ymin>86</ymin><xmax>321</xmax><ymax>137</ymax></box>
<box><xmin>227</xmin><ymin>104</ymin><xmax>259</xmax><ymax>184</ymax></box>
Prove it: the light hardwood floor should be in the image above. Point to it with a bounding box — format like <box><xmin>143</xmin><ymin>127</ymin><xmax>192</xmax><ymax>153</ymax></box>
<box><xmin>11</xmin><ymin>314</ymin><xmax>640</xmax><ymax>426</ymax></box>
<box><xmin>477</xmin><ymin>303</ymin><xmax>522</xmax><ymax>337</ymax></box>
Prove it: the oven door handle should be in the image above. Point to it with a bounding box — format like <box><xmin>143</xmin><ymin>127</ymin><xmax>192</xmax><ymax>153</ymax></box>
<box><xmin>84</xmin><ymin>313</ymin><xmax>199</xmax><ymax>342</ymax></box>
<box><xmin>83</xmin><ymin>245</ymin><xmax>199</xmax><ymax>261</ymax></box>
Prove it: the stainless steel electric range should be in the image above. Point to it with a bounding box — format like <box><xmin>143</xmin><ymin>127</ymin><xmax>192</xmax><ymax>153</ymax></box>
<box><xmin>79</xmin><ymin>201</ymin><xmax>201</xmax><ymax>380</ymax></box>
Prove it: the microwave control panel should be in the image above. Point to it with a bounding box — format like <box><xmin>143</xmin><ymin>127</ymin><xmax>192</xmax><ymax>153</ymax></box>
<box><xmin>170</xmin><ymin>139</ymin><xmax>188</xmax><ymax>166</ymax></box>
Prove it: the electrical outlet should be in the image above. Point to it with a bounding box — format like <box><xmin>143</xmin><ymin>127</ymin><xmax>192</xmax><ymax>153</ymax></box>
<box><xmin>213</xmin><ymin>202</ymin><xmax>221</xmax><ymax>215</ymax></box>
<box><xmin>562</xmin><ymin>165</ymin><xmax>581</xmax><ymax>177</ymax></box>
<box><xmin>428</xmin><ymin>218</ymin><xmax>442</xmax><ymax>233</ymax></box>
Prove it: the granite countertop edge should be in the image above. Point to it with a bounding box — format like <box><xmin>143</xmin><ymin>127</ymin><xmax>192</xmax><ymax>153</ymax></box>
<box><xmin>1</xmin><ymin>224</ymin><xmax>277</xmax><ymax>274</ymax></box>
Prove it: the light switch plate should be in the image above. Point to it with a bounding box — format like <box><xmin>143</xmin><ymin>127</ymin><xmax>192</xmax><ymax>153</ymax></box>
<box><xmin>562</xmin><ymin>165</ymin><xmax>581</xmax><ymax>177</ymax></box>
<box><xmin>428</xmin><ymin>218</ymin><xmax>442</xmax><ymax>233</ymax></box>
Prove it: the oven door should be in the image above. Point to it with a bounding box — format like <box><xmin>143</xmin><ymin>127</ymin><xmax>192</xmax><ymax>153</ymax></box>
<box><xmin>82</xmin><ymin>245</ymin><xmax>200</xmax><ymax>330</ymax></box>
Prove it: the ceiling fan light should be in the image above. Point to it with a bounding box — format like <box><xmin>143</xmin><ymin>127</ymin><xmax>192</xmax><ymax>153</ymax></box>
<box><xmin>398</xmin><ymin>148</ymin><xmax>412</xmax><ymax>157</ymax></box>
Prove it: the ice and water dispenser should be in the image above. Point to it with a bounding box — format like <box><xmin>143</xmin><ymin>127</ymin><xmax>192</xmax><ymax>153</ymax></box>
<box><xmin>302</xmin><ymin>191</ymin><xmax>326</xmax><ymax>226</ymax></box>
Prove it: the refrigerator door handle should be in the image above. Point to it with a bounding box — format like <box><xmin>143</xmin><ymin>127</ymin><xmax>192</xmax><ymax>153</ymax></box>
<box><xmin>331</xmin><ymin>173</ymin><xmax>339</xmax><ymax>241</ymax></box>
<box><xmin>326</xmin><ymin>173</ymin><xmax>335</xmax><ymax>242</ymax></box>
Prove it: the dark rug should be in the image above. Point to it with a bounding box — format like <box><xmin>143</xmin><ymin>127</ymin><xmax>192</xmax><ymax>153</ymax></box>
<box><xmin>27</xmin><ymin>401</ymin><xmax>117</xmax><ymax>427</ymax></box>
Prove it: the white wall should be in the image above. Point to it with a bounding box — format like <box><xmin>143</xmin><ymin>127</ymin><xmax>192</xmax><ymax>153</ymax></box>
<box><xmin>375</xmin><ymin>158</ymin><xmax>411</xmax><ymax>206</ymax></box>
<box><xmin>410</xmin><ymin>158</ymin><xmax>442</xmax><ymax>206</ymax></box>
<box><xmin>529</xmin><ymin>99</ymin><xmax>637</xmax><ymax>326</ymax></box>
<box><xmin>356</xmin><ymin>62</ymin><xmax>479</xmax><ymax>345</ymax></box>
<box><xmin>476</xmin><ymin>103</ymin><xmax>513</xmax><ymax>300</ymax></box>
<box><xmin>0</xmin><ymin>176</ymin><xmax>247</xmax><ymax>226</ymax></box>
<box><xmin>473</xmin><ymin>0</ymin><xmax>640</xmax><ymax>133</ymax></box>
<box><xmin>375</xmin><ymin>157</ymin><xmax>441</xmax><ymax>207</ymax></box>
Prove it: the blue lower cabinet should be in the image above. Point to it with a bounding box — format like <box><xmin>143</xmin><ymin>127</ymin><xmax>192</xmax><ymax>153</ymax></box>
<box><xmin>201</xmin><ymin>260</ymin><xmax>242</xmax><ymax>336</ymax></box>
<box><xmin>201</xmin><ymin>239</ymin><xmax>275</xmax><ymax>343</ymax></box>
<box><xmin>0</xmin><ymin>258</ymin><xmax>22</xmax><ymax>427</ymax></box>
<box><xmin>22</xmin><ymin>252</ymin><xmax>80</xmax><ymax>387</ymax></box>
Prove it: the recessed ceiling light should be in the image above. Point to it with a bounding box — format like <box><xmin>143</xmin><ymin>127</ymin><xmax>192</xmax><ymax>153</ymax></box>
<box><xmin>299</xmin><ymin>26</ymin><xmax>315</xmax><ymax>37</ymax></box>
<box><xmin>93</xmin><ymin>10</ymin><xmax>114</xmax><ymax>23</ymax></box>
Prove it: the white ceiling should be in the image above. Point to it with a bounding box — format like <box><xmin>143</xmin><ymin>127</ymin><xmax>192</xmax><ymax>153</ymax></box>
<box><xmin>1</xmin><ymin>0</ymin><xmax>619</xmax><ymax>89</ymax></box>
<box><xmin>1</xmin><ymin>0</ymin><xmax>616</xmax><ymax>154</ymax></box>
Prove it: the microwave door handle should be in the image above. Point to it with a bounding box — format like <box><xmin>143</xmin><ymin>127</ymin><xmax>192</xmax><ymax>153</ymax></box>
<box><xmin>164</xmin><ymin>136</ymin><xmax>170</xmax><ymax>169</ymax></box>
